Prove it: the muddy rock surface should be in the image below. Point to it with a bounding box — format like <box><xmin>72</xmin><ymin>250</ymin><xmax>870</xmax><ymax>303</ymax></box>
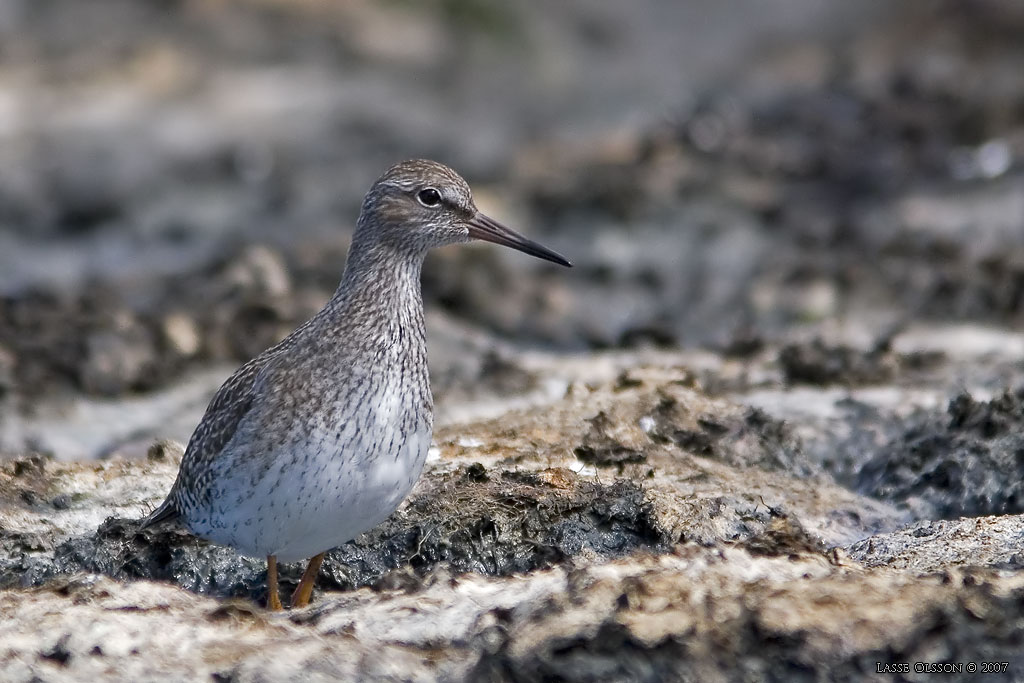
<box><xmin>4</xmin><ymin>1</ymin><xmax>1024</xmax><ymax>681</ymax></box>
<box><xmin>6</xmin><ymin>360</ymin><xmax>1024</xmax><ymax>681</ymax></box>
<box><xmin>856</xmin><ymin>388</ymin><xmax>1024</xmax><ymax>519</ymax></box>
<box><xmin>6</xmin><ymin>556</ymin><xmax>1024</xmax><ymax>683</ymax></box>
<box><xmin>2</xmin><ymin>375</ymin><xmax>892</xmax><ymax>600</ymax></box>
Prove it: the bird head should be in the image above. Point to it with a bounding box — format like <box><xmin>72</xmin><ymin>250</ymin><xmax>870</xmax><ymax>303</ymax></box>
<box><xmin>357</xmin><ymin>159</ymin><xmax>571</xmax><ymax>267</ymax></box>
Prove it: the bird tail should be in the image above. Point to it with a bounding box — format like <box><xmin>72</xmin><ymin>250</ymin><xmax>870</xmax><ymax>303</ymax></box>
<box><xmin>140</xmin><ymin>495</ymin><xmax>180</xmax><ymax>529</ymax></box>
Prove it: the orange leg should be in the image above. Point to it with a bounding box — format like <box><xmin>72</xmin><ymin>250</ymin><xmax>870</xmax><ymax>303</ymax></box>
<box><xmin>266</xmin><ymin>555</ymin><xmax>283</xmax><ymax>611</ymax></box>
<box><xmin>290</xmin><ymin>552</ymin><xmax>326</xmax><ymax>608</ymax></box>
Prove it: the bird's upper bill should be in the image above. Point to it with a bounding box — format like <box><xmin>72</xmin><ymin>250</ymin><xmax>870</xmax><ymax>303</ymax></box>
<box><xmin>467</xmin><ymin>212</ymin><xmax>572</xmax><ymax>267</ymax></box>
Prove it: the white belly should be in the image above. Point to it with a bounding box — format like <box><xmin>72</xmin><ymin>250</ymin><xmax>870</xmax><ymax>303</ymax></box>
<box><xmin>190</xmin><ymin>396</ymin><xmax>432</xmax><ymax>563</ymax></box>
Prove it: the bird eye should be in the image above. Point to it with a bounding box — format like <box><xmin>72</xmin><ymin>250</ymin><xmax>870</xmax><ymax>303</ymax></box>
<box><xmin>416</xmin><ymin>188</ymin><xmax>442</xmax><ymax>208</ymax></box>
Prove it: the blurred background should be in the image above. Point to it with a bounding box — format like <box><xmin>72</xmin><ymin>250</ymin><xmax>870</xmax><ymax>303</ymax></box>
<box><xmin>0</xmin><ymin>0</ymin><xmax>1022</xmax><ymax>460</ymax></box>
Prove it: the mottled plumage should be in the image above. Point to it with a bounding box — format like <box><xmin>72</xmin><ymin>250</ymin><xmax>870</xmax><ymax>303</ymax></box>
<box><xmin>144</xmin><ymin>159</ymin><xmax>570</xmax><ymax>609</ymax></box>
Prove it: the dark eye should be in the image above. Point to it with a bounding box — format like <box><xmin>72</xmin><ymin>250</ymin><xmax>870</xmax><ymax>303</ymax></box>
<box><xmin>416</xmin><ymin>188</ymin><xmax>442</xmax><ymax>207</ymax></box>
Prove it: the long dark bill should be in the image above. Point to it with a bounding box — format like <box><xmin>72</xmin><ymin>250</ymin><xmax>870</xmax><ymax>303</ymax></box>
<box><xmin>467</xmin><ymin>212</ymin><xmax>572</xmax><ymax>267</ymax></box>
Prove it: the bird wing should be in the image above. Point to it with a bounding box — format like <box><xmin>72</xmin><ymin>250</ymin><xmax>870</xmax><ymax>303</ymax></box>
<box><xmin>141</xmin><ymin>347</ymin><xmax>285</xmax><ymax>527</ymax></box>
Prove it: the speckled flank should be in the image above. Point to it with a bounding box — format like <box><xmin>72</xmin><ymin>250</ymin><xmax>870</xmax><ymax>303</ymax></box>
<box><xmin>144</xmin><ymin>159</ymin><xmax>568</xmax><ymax>569</ymax></box>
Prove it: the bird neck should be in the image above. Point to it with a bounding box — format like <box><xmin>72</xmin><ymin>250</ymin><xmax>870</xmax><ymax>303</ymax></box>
<box><xmin>329</xmin><ymin>233</ymin><xmax>427</xmax><ymax>333</ymax></box>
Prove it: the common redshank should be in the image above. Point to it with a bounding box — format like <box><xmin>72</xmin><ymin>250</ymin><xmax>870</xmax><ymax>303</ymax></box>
<box><xmin>142</xmin><ymin>159</ymin><xmax>571</xmax><ymax>609</ymax></box>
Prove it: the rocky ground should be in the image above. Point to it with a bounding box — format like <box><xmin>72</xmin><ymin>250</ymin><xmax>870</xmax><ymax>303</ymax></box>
<box><xmin>3</xmin><ymin>1</ymin><xmax>1024</xmax><ymax>681</ymax></box>
<box><xmin>5</xmin><ymin>351</ymin><xmax>1024</xmax><ymax>681</ymax></box>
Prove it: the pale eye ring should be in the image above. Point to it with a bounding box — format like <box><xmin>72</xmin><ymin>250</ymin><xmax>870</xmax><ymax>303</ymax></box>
<box><xmin>416</xmin><ymin>188</ymin><xmax>442</xmax><ymax>208</ymax></box>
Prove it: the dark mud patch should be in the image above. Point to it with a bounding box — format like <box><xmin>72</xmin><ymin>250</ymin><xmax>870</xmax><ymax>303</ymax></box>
<box><xmin>856</xmin><ymin>388</ymin><xmax>1024</xmax><ymax>519</ymax></box>
<box><xmin>320</xmin><ymin>467</ymin><xmax>669</xmax><ymax>594</ymax></box>
<box><xmin>778</xmin><ymin>337</ymin><xmax>947</xmax><ymax>388</ymax></box>
<box><xmin>562</xmin><ymin>376</ymin><xmax>815</xmax><ymax>477</ymax></box>
<box><xmin>574</xmin><ymin>411</ymin><xmax>648</xmax><ymax>469</ymax></box>
<box><xmin>738</xmin><ymin>508</ymin><xmax>828</xmax><ymax>558</ymax></box>
<box><xmin>779</xmin><ymin>338</ymin><xmax>895</xmax><ymax>387</ymax></box>
<box><xmin>645</xmin><ymin>394</ymin><xmax>815</xmax><ymax>477</ymax></box>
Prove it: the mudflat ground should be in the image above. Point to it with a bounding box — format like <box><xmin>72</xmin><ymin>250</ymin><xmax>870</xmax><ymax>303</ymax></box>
<box><xmin>3</xmin><ymin>1</ymin><xmax>1024</xmax><ymax>681</ymax></box>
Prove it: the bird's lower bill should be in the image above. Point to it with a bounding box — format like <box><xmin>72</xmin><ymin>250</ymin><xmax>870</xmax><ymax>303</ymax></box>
<box><xmin>467</xmin><ymin>212</ymin><xmax>572</xmax><ymax>267</ymax></box>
